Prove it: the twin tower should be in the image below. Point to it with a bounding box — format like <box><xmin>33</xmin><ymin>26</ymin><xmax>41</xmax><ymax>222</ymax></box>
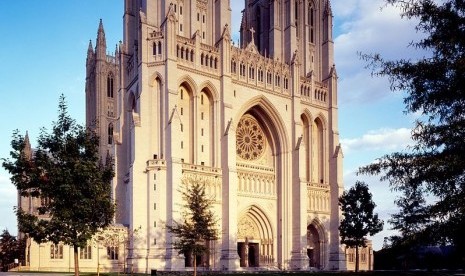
<box><xmin>86</xmin><ymin>0</ymin><xmax>344</xmax><ymax>273</ymax></box>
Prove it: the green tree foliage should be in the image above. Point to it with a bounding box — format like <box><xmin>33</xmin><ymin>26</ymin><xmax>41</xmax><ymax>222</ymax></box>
<box><xmin>359</xmin><ymin>0</ymin><xmax>465</xmax><ymax>257</ymax></box>
<box><xmin>339</xmin><ymin>181</ymin><xmax>383</xmax><ymax>272</ymax></box>
<box><xmin>167</xmin><ymin>177</ymin><xmax>219</xmax><ymax>276</ymax></box>
<box><xmin>2</xmin><ymin>95</ymin><xmax>115</xmax><ymax>276</ymax></box>
<box><xmin>0</xmin><ymin>229</ymin><xmax>25</xmax><ymax>271</ymax></box>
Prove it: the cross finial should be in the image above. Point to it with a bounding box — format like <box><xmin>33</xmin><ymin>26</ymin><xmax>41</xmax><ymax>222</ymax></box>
<box><xmin>249</xmin><ymin>27</ymin><xmax>255</xmax><ymax>43</ymax></box>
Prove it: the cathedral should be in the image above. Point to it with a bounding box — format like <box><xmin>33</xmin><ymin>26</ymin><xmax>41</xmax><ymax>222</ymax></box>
<box><xmin>83</xmin><ymin>0</ymin><xmax>346</xmax><ymax>272</ymax></box>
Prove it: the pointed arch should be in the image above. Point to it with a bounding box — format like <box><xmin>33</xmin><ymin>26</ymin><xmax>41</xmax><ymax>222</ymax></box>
<box><xmin>197</xmin><ymin>82</ymin><xmax>217</xmax><ymax>167</ymax></box>
<box><xmin>107</xmin><ymin>73</ymin><xmax>114</xmax><ymax>98</ymax></box>
<box><xmin>308</xmin><ymin>217</ymin><xmax>327</xmax><ymax>241</ymax></box>
<box><xmin>177</xmin><ymin>75</ymin><xmax>198</xmax><ymax>97</ymax></box>
<box><xmin>198</xmin><ymin>80</ymin><xmax>219</xmax><ymax>101</ymax></box>
<box><xmin>314</xmin><ymin>112</ymin><xmax>328</xmax><ymax>130</ymax></box>
<box><xmin>149</xmin><ymin>72</ymin><xmax>164</xmax><ymax>159</ymax></box>
<box><xmin>308</xmin><ymin>0</ymin><xmax>316</xmax><ymax>44</ymax></box>
<box><xmin>307</xmin><ymin>218</ymin><xmax>327</xmax><ymax>269</ymax></box>
<box><xmin>238</xmin><ymin>205</ymin><xmax>274</xmax><ymax>241</ymax></box>
<box><xmin>301</xmin><ymin>110</ymin><xmax>312</xmax><ymax>182</ymax></box>
<box><xmin>177</xmin><ymin>81</ymin><xmax>194</xmax><ymax>164</ymax></box>
<box><xmin>148</xmin><ymin>72</ymin><xmax>164</xmax><ymax>87</ymax></box>
<box><xmin>311</xmin><ymin>113</ymin><xmax>326</xmax><ymax>184</ymax></box>
<box><xmin>108</xmin><ymin>123</ymin><xmax>114</xmax><ymax>145</ymax></box>
<box><xmin>235</xmin><ymin>96</ymin><xmax>289</xmax><ymax>268</ymax></box>
<box><xmin>235</xmin><ymin>95</ymin><xmax>290</xmax><ymax>156</ymax></box>
<box><xmin>237</xmin><ymin>205</ymin><xmax>275</xmax><ymax>268</ymax></box>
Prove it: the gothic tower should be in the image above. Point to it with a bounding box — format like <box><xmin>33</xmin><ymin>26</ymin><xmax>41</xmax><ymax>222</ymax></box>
<box><xmin>85</xmin><ymin>19</ymin><xmax>120</xmax><ymax>160</ymax></box>
<box><xmin>240</xmin><ymin>0</ymin><xmax>334</xmax><ymax>80</ymax></box>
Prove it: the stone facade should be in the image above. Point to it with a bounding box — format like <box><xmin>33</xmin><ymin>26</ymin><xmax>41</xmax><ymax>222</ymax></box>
<box><xmin>91</xmin><ymin>0</ymin><xmax>346</xmax><ymax>272</ymax></box>
<box><xmin>22</xmin><ymin>0</ymin><xmax>348</xmax><ymax>273</ymax></box>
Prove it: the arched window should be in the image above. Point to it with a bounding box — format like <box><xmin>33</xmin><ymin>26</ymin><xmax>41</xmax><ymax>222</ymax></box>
<box><xmin>153</xmin><ymin>42</ymin><xmax>157</xmax><ymax>56</ymax></box>
<box><xmin>309</xmin><ymin>3</ymin><xmax>315</xmax><ymax>43</ymax></box>
<box><xmin>312</xmin><ymin>118</ymin><xmax>324</xmax><ymax>184</ymax></box>
<box><xmin>231</xmin><ymin>60</ymin><xmax>237</xmax><ymax>73</ymax></box>
<box><xmin>198</xmin><ymin>89</ymin><xmax>214</xmax><ymax>166</ymax></box>
<box><xmin>301</xmin><ymin>114</ymin><xmax>311</xmax><ymax>181</ymax></box>
<box><xmin>107</xmin><ymin>74</ymin><xmax>114</xmax><ymax>98</ymax></box>
<box><xmin>178</xmin><ymin>85</ymin><xmax>193</xmax><ymax>163</ymax></box>
<box><xmin>108</xmin><ymin>123</ymin><xmax>113</xmax><ymax>145</ymax></box>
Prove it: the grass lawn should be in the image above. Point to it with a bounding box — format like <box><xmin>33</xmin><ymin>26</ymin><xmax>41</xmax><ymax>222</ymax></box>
<box><xmin>78</xmin><ymin>271</ymin><xmax>464</xmax><ymax>276</ymax></box>
<box><xmin>11</xmin><ymin>271</ymin><xmax>463</xmax><ymax>276</ymax></box>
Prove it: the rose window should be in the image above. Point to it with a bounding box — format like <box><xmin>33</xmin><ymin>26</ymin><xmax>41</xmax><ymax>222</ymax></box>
<box><xmin>236</xmin><ymin>115</ymin><xmax>266</xmax><ymax>160</ymax></box>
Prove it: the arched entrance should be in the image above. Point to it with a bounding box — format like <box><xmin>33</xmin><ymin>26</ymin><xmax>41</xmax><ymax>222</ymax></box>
<box><xmin>234</xmin><ymin>98</ymin><xmax>288</xmax><ymax>269</ymax></box>
<box><xmin>237</xmin><ymin>206</ymin><xmax>273</xmax><ymax>268</ymax></box>
<box><xmin>307</xmin><ymin>222</ymin><xmax>326</xmax><ymax>269</ymax></box>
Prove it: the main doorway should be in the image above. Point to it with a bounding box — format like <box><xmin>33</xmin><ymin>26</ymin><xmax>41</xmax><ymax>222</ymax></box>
<box><xmin>237</xmin><ymin>240</ymin><xmax>260</xmax><ymax>267</ymax></box>
<box><xmin>307</xmin><ymin>223</ymin><xmax>323</xmax><ymax>269</ymax></box>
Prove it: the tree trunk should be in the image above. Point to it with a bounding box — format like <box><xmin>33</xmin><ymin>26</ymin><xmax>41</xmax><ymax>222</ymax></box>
<box><xmin>355</xmin><ymin>246</ymin><xmax>359</xmax><ymax>273</ymax></box>
<box><xmin>74</xmin><ymin>245</ymin><xmax>79</xmax><ymax>276</ymax></box>
<box><xmin>193</xmin><ymin>254</ymin><xmax>197</xmax><ymax>276</ymax></box>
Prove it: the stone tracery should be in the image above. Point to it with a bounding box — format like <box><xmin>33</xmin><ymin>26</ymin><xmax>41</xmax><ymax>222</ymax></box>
<box><xmin>236</xmin><ymin>114</ymin><xmax>266</xmax><ymax>161</ymax></box>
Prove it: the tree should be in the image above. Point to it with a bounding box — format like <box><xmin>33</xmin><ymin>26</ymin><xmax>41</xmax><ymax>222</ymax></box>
<box><xmin>0</xmin><ymin>229</ymin><xmax>25</xmax><ymax>271</ymax></box>
<box><xmin>92</xmin><ymin>225</ymin><xmax>140</xmax><ymax>275</ymax></box>
<box><xmin>359</xmin><ymin>0</ymin><xmax>465</xmax><ymax>258</ymax></box>
<box><xmin>2</xmin><ymin>95</ymin><xmax>115</xmax><ymax>276</ymax></box>
<box><xmin>167</xmin><ymin>177</ymin><xmax>219</xmax><ymax>276</ymax></box>
<box><xmin>339</xmin><ymin>181</ymin><xmax>383</xmax><ymax>272</ymax></box>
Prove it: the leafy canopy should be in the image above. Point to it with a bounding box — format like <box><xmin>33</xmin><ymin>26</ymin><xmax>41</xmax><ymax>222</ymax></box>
<box><xmin>0</xmin><ymin>229</ymin><xmax>25</xmax><ymax>268</ymax></box>
<box><xmin>2</xmin><ymin>95</ymin><xmax>115</xmax><ymax>249</ymax></box>
<box><xmin>339</xmin><ymin>181</ymin><xmax>384</xmax><ymax>248</ymax></box>
<box><xmin>360</xmin><ymin>0</ymin><xmax>465</xmax><ymax>251</ymax></box>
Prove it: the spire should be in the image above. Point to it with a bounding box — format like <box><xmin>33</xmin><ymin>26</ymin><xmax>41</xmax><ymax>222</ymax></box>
<box><xmin>96</xmin><ymin>19</ymin><xmax>107</xmax><ymax>59</ymax></box>
<box><xmin>87</xmin><ymin>40</ymin><xmax>94</xmax><ymax>56</ymax></box>
<box><xmin>23</xmin><ymin>131</ymin><xmax>33</xmax><ymax>160</ymax></box>
<box><xmin>97</xmin><ymin>19</ymin><xmax>106</xmax><ymax>44</ymax></box>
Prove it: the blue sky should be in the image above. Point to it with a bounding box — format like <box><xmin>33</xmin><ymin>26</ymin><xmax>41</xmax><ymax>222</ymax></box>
<box><xmin>0</xmin><ymin>1</ymin><xmax>421</xmax><ymax>250</ymax></box>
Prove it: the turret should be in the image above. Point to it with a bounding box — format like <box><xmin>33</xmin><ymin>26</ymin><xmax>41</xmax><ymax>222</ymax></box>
<box><xmin>22</xmin><ymin>131</ymin><xmax>32</xmax><ymax>160</ymax></box>
<box><xmin>96</xmin><ymin>19</ymin><xmax>107</xmax><ymax>60</ymax></box>
<box><xmin>87</xmin><ymin>40</ymin><xmax>94</xmax><ymax>58</ymax></box>
<box><xmin>86</xmin><ymin>40</ymin><xmax>94</xmax><ymax>74</ymax></box>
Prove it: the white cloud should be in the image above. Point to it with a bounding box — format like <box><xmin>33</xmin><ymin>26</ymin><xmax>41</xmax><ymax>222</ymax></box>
<box><xmin>341</xmin><ymin>127</ymin><xmax>412</xmax><ymax>154</ymax></box>
<box><xmin>338</xmin><ymin>71</ymin><xmax>393</xmax><ymax>104</ymax></box>
<box><xmin>334</xmin><ymin>0</ymin><xmax>426</xmax><ymax>104</ymax></box>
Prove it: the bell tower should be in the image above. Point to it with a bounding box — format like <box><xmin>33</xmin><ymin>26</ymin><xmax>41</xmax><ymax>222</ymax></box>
<box><xmin>85</xmin><ymin>19</ymin><xmax>119</xmax><ymax>159</ymax></box>
<box><xmin>124</xmin><ymin>0</ymin><xmax>230</xmax><ymax>50</ymax></box>
<box><xmin>240</xmin><ymin>0</ymin><xmax>334</xmax><ymax>79</ymax></box>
